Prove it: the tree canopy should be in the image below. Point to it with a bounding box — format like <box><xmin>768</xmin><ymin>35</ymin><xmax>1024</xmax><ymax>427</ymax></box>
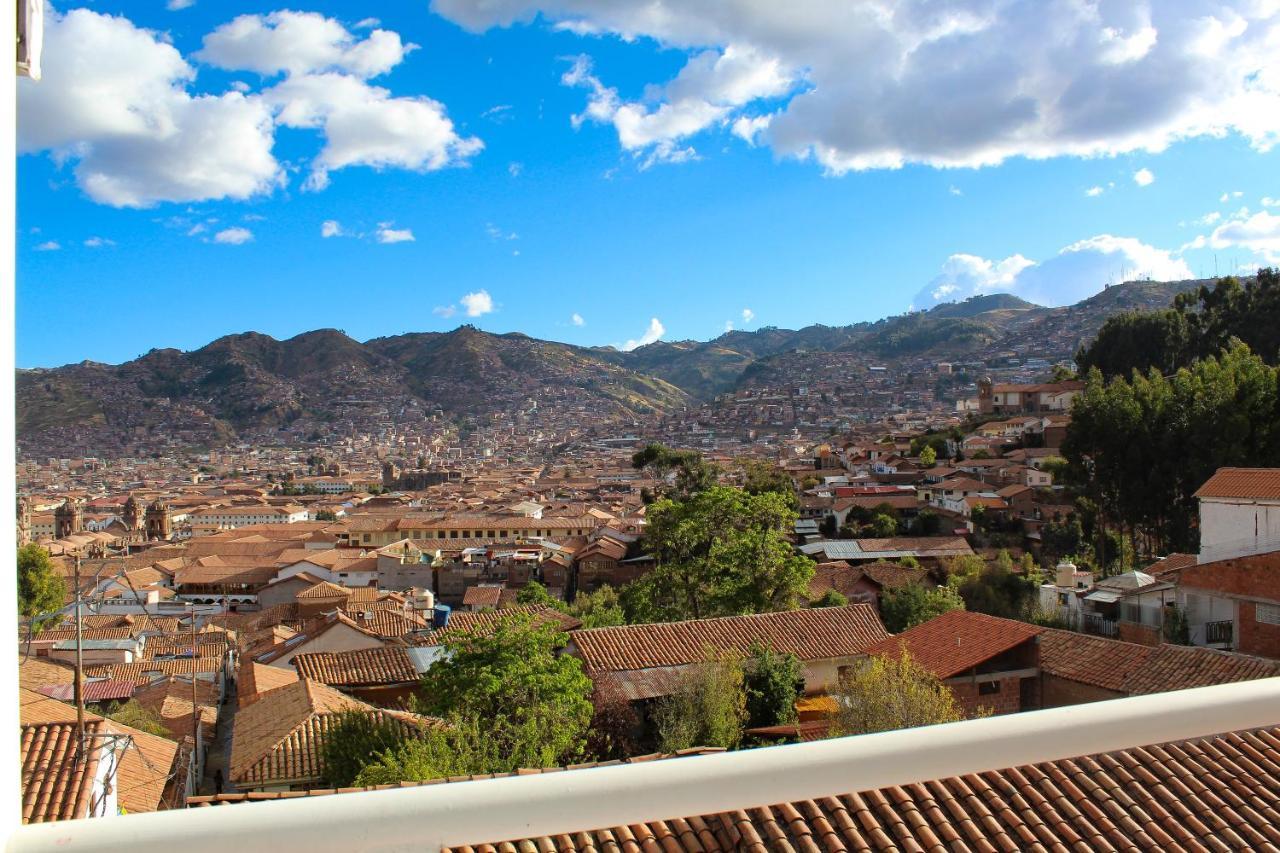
<box><xmin>415</xmin><ymin>613</ymin><xmax>594</xmax><ymax>768</ymax></box>
<box><xmin>620</xmin><ymin>486</ymin><xmax>814</xmax><ymax>622</ymax></box>
<box><xmin>632</xmin><ymin>443</ymin><xmax>720</xmax><ymax>501</ymax></box>
<box><xmin>651</xmin><ymin>648</ymin><xmax>747</xmax><ymax>751</ymax></box>
<box><xmin>878</xmin><ymin>582</ymin><xmax>964</xmax><ymax>633</ymax></box>
<box><xmin>831</xmin><ymin>652</ymin><xmax>967</xmax><ymax>737</ymax></box>
<box><xmin>18</xmin><ymin>544</ymin><xmax>65</xmax><ymax>622</ymax></box>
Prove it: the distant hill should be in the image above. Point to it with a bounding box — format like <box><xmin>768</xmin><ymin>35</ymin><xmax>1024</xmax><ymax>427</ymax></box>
<box><xmin>15</xmin><ymin>278</ymin><xmax>1211</xmax><ymax>454</ymax></box>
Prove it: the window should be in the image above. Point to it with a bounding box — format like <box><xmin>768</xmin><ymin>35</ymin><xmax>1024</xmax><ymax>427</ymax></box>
<box><xmin>978</xmin><ymin>680</ymin><xmax>1001</xmax><ymax>696</ymax></box>
<box><xmin>1057</xmin><ymin>592</ymin><xmax>1069</xmax><ymax>606</ymax></box>
<box><xmin>1257</xmin><ymin>603</ymin><xmax>1280</xmax><ymax>625</ymax></box>
<box><xmin>362</xmin><ymin>534</ymin><xmax>371</xmax><ymax>543</ymax></box>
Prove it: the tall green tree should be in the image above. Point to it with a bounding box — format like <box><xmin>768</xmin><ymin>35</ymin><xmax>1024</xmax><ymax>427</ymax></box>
<box><xmin>321</xmin><ymin>710</ymin><xmax>415</xmax><ymax>786</ymax></box>
<box><xmin>743</xmin><ymin>642</ymin><xmax>803</xmax><ymax>729</ymax></box>
<box><xmin>632</xmin><ymin>443</ymin><xmax>720</xmax><ymax>501</ymax></box>
<box><xmin>416</xmin><ymin>614</ymin><xmax>594</xmax><ymax>768</ymax></box>
<box><xmin>739</xmin><ymin>460</ymin><xmax>799</xmax><ymax>511</ymax></box>
<box><xmin>18</xmin><ymin>544</ymin><xmax>65</xmax><ymax>622</ymax></box>
<box><xmin>567</xmin><ymin>585</ymin><xmax>626</xmax><ymax>628</ymax></box>
<box><xmin>620</xmin><ymin>486</ymin><xmax>814</xmax><ymax>622</ymax></box>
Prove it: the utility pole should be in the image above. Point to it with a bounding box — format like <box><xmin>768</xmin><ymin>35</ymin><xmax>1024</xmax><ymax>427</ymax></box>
<box><xmin>73</xmin><ymin>555</ymin><xmax>86</xmax><ymax>763</ymax></box>
<box><xmin>190</xmin><ymin>605</ymin><xmax>199</xmax><ymax>749</ymax></box>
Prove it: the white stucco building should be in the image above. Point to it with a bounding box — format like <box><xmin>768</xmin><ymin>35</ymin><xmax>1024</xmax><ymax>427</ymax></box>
<box><xmin>1194</xmin><ymin>468</ymin><xmax>1280</xmax><ymax>563</ymax></box>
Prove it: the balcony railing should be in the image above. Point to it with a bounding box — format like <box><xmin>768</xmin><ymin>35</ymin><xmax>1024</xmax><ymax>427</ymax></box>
<box><xmin>8</xmin><ymin>678</ymin><xmax>1280</xmax><ymax>853</ymax></box>
<box><xmin>1206</xmin><ymin>619</ymin><xmax>1234</xmax><ymax>645</ymax></box>
<box><xmin>1082</xmin><ymin>612</ymin><xmax>1118</xmax><ymax>638</ymax></box>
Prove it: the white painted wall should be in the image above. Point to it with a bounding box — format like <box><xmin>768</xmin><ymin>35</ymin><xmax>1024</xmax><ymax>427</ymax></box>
<box><xmin>1198</xmin><ymin>497</ymin><xmax>1280</xmax><ymax>562</ymax></box>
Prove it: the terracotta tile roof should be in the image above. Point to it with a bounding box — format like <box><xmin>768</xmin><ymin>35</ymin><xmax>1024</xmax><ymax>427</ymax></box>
<box><xmin>84</xmin><ymin>657</ymin><xmax>224</xmax><ymax>684</ymax></box>
<box><xmin>21</xmin><ymin>719</ymin><xmax>103</xmax><ymax>823</ymax></box>
<box><xmin>38</xmin><ymin>679</ymin><xmax>135</xmax><ymax>703</ymax></box>
<box><xmin>296</xmin><ymin>581</ymin><xmax>353</xmax><ymax>601</ymax></box>
<box><xmin>436</xmin><ymin>725</ymin><xmax>1280</xmax><ymax>852</ymax></box>
<box><xmin>1039</xmin><ymin>629</ymin><xmax>1280</xmax><ymax>694</ymax></box>
<box><xmin>410</xmin><ymin>605</ymin><xmax>582</xmax><ymax>645</ymax></box>
<box><xmin>572</xmin><ymin>605</ymin><xmax>890</xmax><ymax>673</ymax></box>
<box><xmin>346</xmin><ymin>607</ymin><xmax>427</xmax><ymax>639</ymax></box>
<box><xmin>1193</xmin><ymin>467</ymin><xmax>1280</xmax><ymax>499</ymax></box>
<box><xmin>238</xmin><ymin>661</ymin><xmax>299</xmax><ymax>706</ymax></box>
<box><xmin>866</xmin><ymin>610</ymin><xmax>1043</xmax><ymax>679</ymax></box>
<box><xmin>131</xmin><ymin>676</ymin><xmax>220</xmax><ymax>742</ymax></box>
<box><xmin>229</xmin><ymin>679</ymin><xmax>427</xmax><ymax>787</ymax></box>
<box><xmin>462</xmin><ymin>586</ymin><xmax>503</xmax><ymax>607</ymax></box>
<box><xmin>294</xmin><ymin>646</ymin><xmax>419</xmax><ymax>687</ymax></box>
<box><xmin>18</xmin><ymin>657</ymin><xmax>76</xmax><ymax>691</ymax></box>
<box><xmin>186</xmin><ymin>750</ymin><xmax>726</xmax><ymax>806</ymax></box>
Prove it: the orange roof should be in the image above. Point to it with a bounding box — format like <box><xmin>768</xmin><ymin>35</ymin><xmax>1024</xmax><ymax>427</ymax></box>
<box><xmin>572</xmin><ymin>606</ymin><xmax>889</xmax><ymax>672</ymax></box>
<box><xmin>1194</xmin><ymin>467</ymin><xmax>1280</xmax><ymax>500</ymax></box>
<box><xmin>866</xmin><ymin>610</ymin><xmax>1042</xmax><ymax>679</ymax></box>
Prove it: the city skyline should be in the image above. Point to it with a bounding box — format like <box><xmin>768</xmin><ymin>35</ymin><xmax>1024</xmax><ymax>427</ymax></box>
<box><xmin>16</xmin><ymin>1</ymin><xmax>1280</xmax><ymax>367</ymax></box>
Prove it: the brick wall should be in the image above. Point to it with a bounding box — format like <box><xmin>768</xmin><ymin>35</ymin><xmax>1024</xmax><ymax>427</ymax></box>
<box><xmin>1040</xmin><ymin>674</ymin><xmax>1125</xmax><ymax>708</ymax></box>
<box><xmin>1118</xmin><ymin>622</ymin><xmax>1161</xmax><ymax>647</ymax></box>
<box><xmin>1239</xmin><ymin>602</ymin><xmax>1280</xmax><ymax>659</ymax></box>
<box><xmin>948</xmin><ymin>674</ymin><xmax>1024</xmax><ymax>717</ymax></box>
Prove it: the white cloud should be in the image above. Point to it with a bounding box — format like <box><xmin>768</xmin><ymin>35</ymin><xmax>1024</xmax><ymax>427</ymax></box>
<box><xmin>486</xmin><ymin>223</ymin><xmax>519</xmax><ymax>241</ymax></box>
<box><xmin>167</xmin><ymin>0</ymin><xmax>195</xmax><ymax>9</ymax></box>
<box><xmin>1221</xmin><ymin>190</ymin><xmax>1244</xmax><ymax>202</ymax></box>
<box><xmin>1196</xmin><ymin>211</ymin><xmax>1222</xmax><ymax>226</ymax></box>
<box><xmin>433</xmin><ymin>305</ymin><xmax>457</xmax><ymax>318</ymax></box>
<box><xmin>621</xmin><ymin>317</ymin><xmax>665</xmax><ymax>351</ymax></box>
<box><xmin>1086</xmin><ymin>186</ymin><xmax>1105</xmax><ymax>197</ymax></box>
<box><xmin>17</xmin><ymin>9</ymin><xmax>478</xmax><ymax>207</ymax></box>
<box><xmin>17</xmin><ymin>9</ymin><xmax>282</xmax><ymax>208</ymax></box>
<box><xmin>482</xmin><ymin>104</ymin><xmax>514</xmax><ymax>121</ymax></box>
<box><xmin>1208</xmin><ymin>210</ymin><xmax>1280</xmax><ymax>262</ymax></box>
<box><xmin>731</xmin><ymin>114</ymin><xmax>771</xmax><ymax>146</ymax></box>
<box><xmin>84</xmin><ymin>236</ymin><xmax>115</xmax><ymax>248</ymax></box>
<box><xmin>213</xmin><ymin>226</ymin><xmax>253</xmax><ymax>244</ymax></box>
<box><xmin>948</xmin><ymin>185</ymin><xmax>963</xmax><ymax>197</ymax></box>
<box><xmin>354</xmin><ymin>18</ymin><xmax>381</xmax><ymax>30</ymax></box>
<box><xmin>321</xmin><ymin>220</ymin><xmax>343</xmax><ymax>238</ymax></box>
<box><xmin>376</xmin><ymin>225</ymin><xmax>415</xmax><ymax>243</ymax></box>
<box><xmin>460</xmin><ymin>290</ymin><xmax>495</xmax><ymax>317</ymax></box>
<box><xmin>562</xmin><ymin>47</ymin><xmax>793</xmax><ymax>167</ymax></box>
<box><xmin>263</xmin><ymin>72</ymin><xmax>483</xmax><ymax>191</ymax></box>
<box><xmin>741</xmin><ymin>308</ymin><xmax>755</xmax><ymax>324</ymax></box>
<box><xmin>197</xmin><ymin>11</ymin><xmax>413</xmax><ymax>78</ymax></box>
<box><xmin>34</xmin><ymin>241</ymin><xmax>61</xmax><ymax>252</ymax></box>
<box><xmin>508</xmin><ymin>161</ymin><xmax>524</xmax><ymax>177</ymax></box>
<box><xmin>912</xmin><ymin>235</ymin><xmax>1192</xmax><ymax>309</ymax></box>
<box><xmin>438</xmin><ymin>1</ymin><xmax>1280</xmax><ymax>173</ymax></box>
<box><xmin>1261</xmin><ymin>197</ymin><xmax>1279</xmax><ymax>207</ymax></box>
<box><xmin>571</xmin><ymin>312</ymin><xmax>585</xmax><ymax>326</ymax></box>
<box><xmin>1133</xmin><ymin>167</ymin><xmax>1155</xmax><ymax>187</ymax></box>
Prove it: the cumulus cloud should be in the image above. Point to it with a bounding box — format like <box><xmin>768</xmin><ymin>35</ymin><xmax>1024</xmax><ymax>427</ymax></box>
<box><xmin>436</xmin><ymin>0</ymin><xmax>1280</xmax><ymax>173</ymax></box>
<box><xmin>213</xmin><ymin>226</ymin><xmax>253</xmax><ymax>244</ymax></box>
<box><xmin>1207</xmin><ymin>210</ymin><xmax>1280</xmax><ymax>262</ymax></box>
<box><xmin>622</xmin><ymin>317</ymin><xmax>665</xmax><ymax>351</ymax></box>
<box><xmin>1086</xmin><ymin>186</ymin><xmax>1105</xmax><ymax>197</ymax></box>
<box><xmin>1133</xmin><ymin>168</ymin><xmax>1155</xmax><ymax>187</ymax></box>
<box><xmin>17</xmin><ymin>8</ymin><xmax>478</xmax><ymax>207</ymax></box>
<box><xmin>321</xmin><ymin>220</ymin><xmax>343</xmax><ymax>237</ymax></box>
<box><xmin>197</xmin><ymin>11</ymin><xmax>413</xmax><ymax>78</ymax></box>
<box><xmin>741</xmin><ymin>308</ymin><xmax>755</xmax><ymax>324</ymax></box>
<box><xmin>84</xmin><ymin>236</ymin><xmax>116</xmax><ymax>248</ymax></box>
<box><xmin>460</xmin><ymin>290</ymin><xmax>495</xmax><ymax>317</ymax></box>
<box><xmin>376</xmin><ymin>225</ymin><xmax>415</xmax><ymax>243</ymax></box>
<box><xmin>562</xmin><ymin>46</ymin><xmax>793</xmax><ymax>166</ymax></box>
<box><xmin>167</xmin><ymin>0</ymin><xmax>195</xmax><ymax>9</ymax></box>
<box><xmin>571</xmin><ymin>312</ymin><xmax>586</xmax><ymax>326</ymax></box>
<box><xmin>17</xmin><ymin>9</ymin><xmax>281</xmax><ymax>208</ymax></box>
<box><xmin>911</xmin><ymin>235</ymin><xmax>1192</xmax><ymax>309</ymax></box>
<box><xmin>34</xmin><ymin>241</ymin><xmax>61</xmax><ymax>252</ymax></box>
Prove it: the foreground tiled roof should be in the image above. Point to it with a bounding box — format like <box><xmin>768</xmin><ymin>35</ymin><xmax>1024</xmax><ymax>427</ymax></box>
<box><xmin>572</xmin><ymin>606</ymin><xmax>890</xmax><ymax>672</ymax></box>
<box><xmin>1040</xmin><ymin>629</ymin><xmax>1280</xmax><ymax>695</ymax></box>
<box><xmin>865</xmin><ymin>610</ymin><xmax>1043</xmax><ymax>679</ymax></box>
<box><xmin>440</xmin><ymin>725</ymin><xmax>1280</xmax><ymax>852</ymax></box>
<box><xmin>1194</xmin><ymin>467</ymin><xmax>1280</xmax><ymax>499</ymax></box>
<box><xmin>294</xmin><ymin>646</ymin><xmax>419</xmax><ymax>687</ymax></box>
<box><xmin>21</xmin><ymin>719</ymin><xmax>104</xmax><ymax>823</ymax></box>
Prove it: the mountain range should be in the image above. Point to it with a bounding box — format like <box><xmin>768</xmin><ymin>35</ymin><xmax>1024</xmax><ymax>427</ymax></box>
<box><xmin>16</xmin><ymin>279</ymin><xmax>1205</xmax><ymax>454</ymax></box>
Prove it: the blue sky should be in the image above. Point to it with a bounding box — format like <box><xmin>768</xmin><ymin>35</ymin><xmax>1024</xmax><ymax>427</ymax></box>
<box><xmin>16</xmin><ymin>1</ymin><xmax>1280</xmax><ymax>367</ymax></box>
